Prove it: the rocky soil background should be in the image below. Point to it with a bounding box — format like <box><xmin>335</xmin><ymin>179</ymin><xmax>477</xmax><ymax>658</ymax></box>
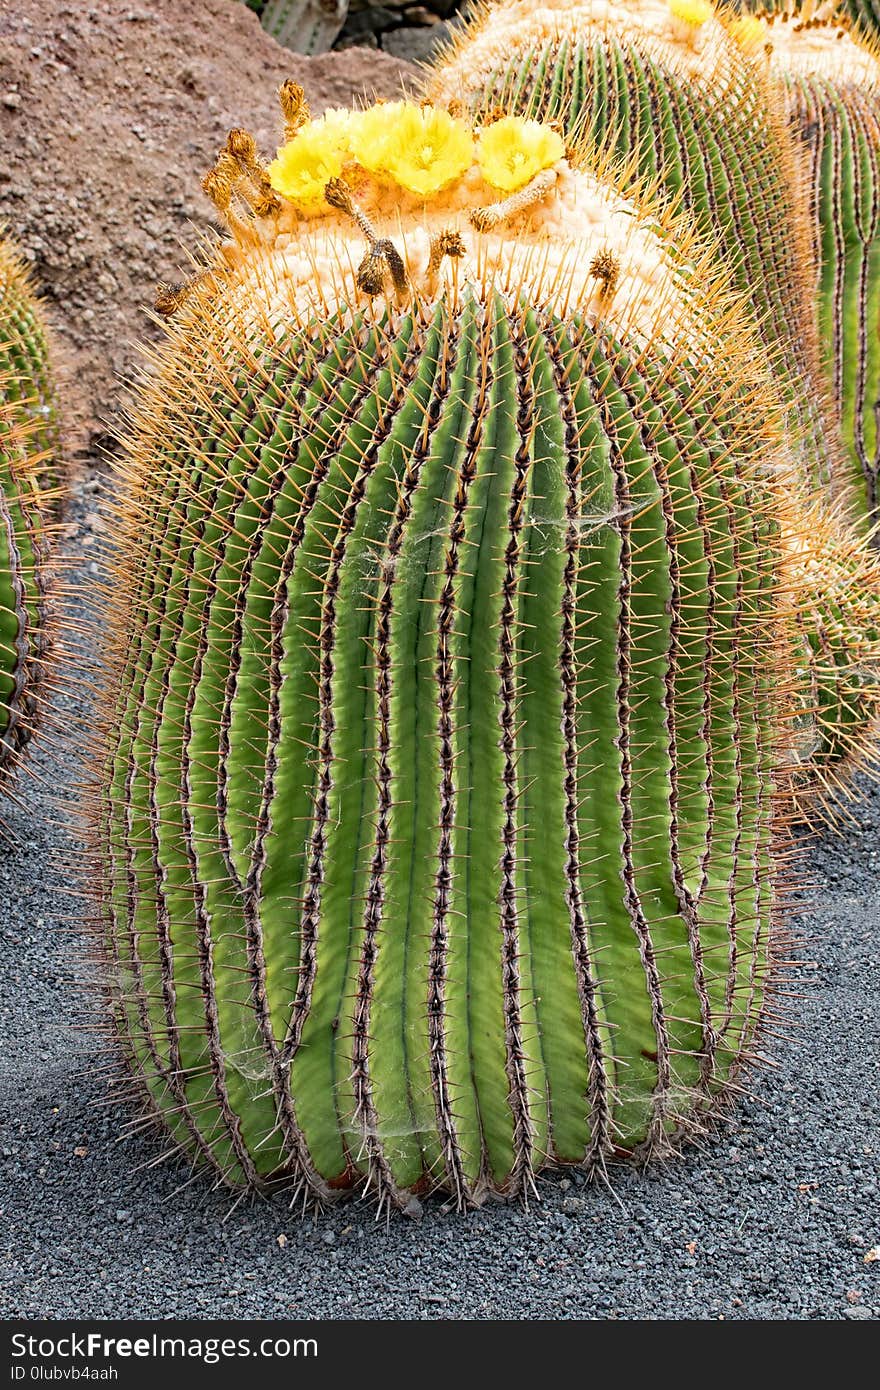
<box><xmin>338</xmin><ymin>0</ymin><xmax>461</xmax><ymax>61</ymax></box>
<box><xmin>0</xmin><ymin>0</ymin><xmax>426</xmax><ymax>451</ymax></box>
<box><xmin>251</xmin><ymin>0</ymin><xmax>465</xmax><ymax>63</ymax></box>
<box><xmin>0</xmin><ymin>0</ymin><xmax>879</xmax><ymax>1322</ymax></box>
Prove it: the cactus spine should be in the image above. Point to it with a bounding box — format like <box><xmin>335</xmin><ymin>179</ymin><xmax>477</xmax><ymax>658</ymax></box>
<box><xmin>0</xmin><ymin>231</ymin><xmax>59</xmax><ymax>785</ymax></box>
<box><xmin>91</xmin><ymin>97</ymin><xmax>803</xmax><ymax>1205</ymax></box>
<box><xmin>847</xmin><ymin>0</ymin><xmax>880</xmax><ymax>35</ymax></box>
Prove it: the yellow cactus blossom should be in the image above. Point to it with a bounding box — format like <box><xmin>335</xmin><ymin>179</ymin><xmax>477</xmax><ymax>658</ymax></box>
<box><xmin>267</xmin><ymin>108</ymin><xmax>355</xmax><ymax>212</ymax></box>
<box><xmin>727</xmin><ymin>14</ymin><xmax>768</xmax><ymax>50</ymax></box>
<box><xmin>667</xmin><ymin>0</ymin><xmax>713</xmax><ymax>27</ymax></box>
<box><xmin>348</xmin><ymin>100</ymin><xmax>411</xmax><ymax>174</ymax></box>
<box><xmin>352</xmin><ymin>102</ymin><xmax>474</xmax><ymax>197</ymax></box>
<box><xmin>477</xmin><ymin>116</ymin><xmax>565</xmax><ymax>193</ymax></box>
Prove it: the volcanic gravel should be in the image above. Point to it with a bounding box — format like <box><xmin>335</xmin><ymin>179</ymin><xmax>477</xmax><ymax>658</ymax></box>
<box><xmin>1</xmin><ymin>0</ymin><xmax>879</xmax><ymax>1326</ymax></box>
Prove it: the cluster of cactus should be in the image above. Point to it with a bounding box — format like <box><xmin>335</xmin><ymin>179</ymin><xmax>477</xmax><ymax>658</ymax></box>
<box><xmin>79</xmin><ymin>0</ymin><xmax>880</xmax><ymax>1207</ymax></box>
<box><xmin>432</xmin><ymin>1</ymin><xmax>880</xmax><ymax>535</ymax></box>
<box><xmin>0</xmin><ymin>231</ymin><xmax>59</xmax><ymax>789</ymax></box>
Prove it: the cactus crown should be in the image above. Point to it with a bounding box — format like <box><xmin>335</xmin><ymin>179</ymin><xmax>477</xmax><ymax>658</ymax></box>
<box><xmin>187</xmin><ymin>88</ymin><xmax>746</xmax><ymax>354</ymax></box>
<box><xmin>728</xmin><ymin>3</ymin><xmax>880</xmax><ymax>81</ymax></box>
<box><xmin>438</xmin><ymin>0</ymin><xmax>730</xmax><ymax>72</ymax></box>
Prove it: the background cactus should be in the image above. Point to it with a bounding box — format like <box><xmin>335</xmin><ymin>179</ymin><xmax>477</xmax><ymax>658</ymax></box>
<box><xmin>428</xmin><ymin>0</ymin><xmax>880</xmax><ymax>802</ymax></box>
<box><xmin>0</xmin><ymin>230</ymin><xmax>59</xmax><ymax>787</ymax></box>
<box><xmin>730</xmin><ymin>7</ymin><xmax>880</xmax><ymax>537</ymax></box>
<box><xmin>93</xmin><ymin>99</ymin><xmax>801</xmax><ymax>1206</ymax></box>
<box><xmin>784</xmin><ymin>499</ymin><xmax>880</xmax><ymax>811</ymax></box>
<box><xmin>257</xmin><ymin>0</ymin><xmax>349</xmax><ymax>54</ymax></box>
<box><xmin>734</xmin><ymin>0</ymin><xmax>880</xmax><ymax>41</ymax></box>
<box><xmin>428</xmin><ymin>0</ymin><xmax>837</xmax><ymax>494</ymax></box>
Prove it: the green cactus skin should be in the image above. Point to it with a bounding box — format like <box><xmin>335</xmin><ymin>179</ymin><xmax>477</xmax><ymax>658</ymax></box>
<box><xmin>97</xmin><ymin>232</ymin><xmax>794</xmax><ymax>1205</ymax></box>
<box><xmin>0</xmin><ymin>233</ymin><xmax>57</xmax><ymax>783</ymax></box>
<box><xmin>428</xmin><ymin>5</ymin><xmax>836</xmax><ymax>494</ymax></box>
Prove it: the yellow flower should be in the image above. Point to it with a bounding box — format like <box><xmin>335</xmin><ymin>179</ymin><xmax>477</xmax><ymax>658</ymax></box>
<box><xmin>727</xmin><ymin>14</ymin><xmax>767</xmax><ymax>50</ymax></box>
<box><xmin>477</xmin><ymin>116</ymin><xmax>565</xmax><ymax>193</ymax></box>
<box><xmin>348</xmin><ymin>100</ymin><xmax>410</xmax><ymax>174</ymax></box>
<box><xmin>267</xmin><ymin>108</ymin><xmax>354</xmax><ymax>211</ymax></box>
<box><xmin>667</xmin><ymin>0</ymin><xmax>713</xmax><ymax>27</ymax></box>
<box><xmin>352</xmin><ymin>101</ymin><xmax>474</xmax><ymax>197</ymax></box>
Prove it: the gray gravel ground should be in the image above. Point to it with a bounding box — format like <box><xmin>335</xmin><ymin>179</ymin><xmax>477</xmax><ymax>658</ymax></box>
<box><xmin>1</xmin><ymin>484</ymin><xmax>879</xmax><ymax>1321</ymax></box>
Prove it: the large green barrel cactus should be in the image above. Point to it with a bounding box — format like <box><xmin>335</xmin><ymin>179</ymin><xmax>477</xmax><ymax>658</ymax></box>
<box><xmin>0</xmin><ymin>231</ymin><xmax>59</xmax><ymax>785</ymax></box>
<box><xmin>728</xmin><ymin>7</ymin><xmax>880</xmax><ymax>536</ymax></box>
<box><xmin>428</xmin><ymin>0</ymin><xmax>837</xmax><ymax>495</ymax></box>
<box><xmin>96</xmin><ymin>97</ymin><xmax>799</xmax><ymax>1206</ymax></box>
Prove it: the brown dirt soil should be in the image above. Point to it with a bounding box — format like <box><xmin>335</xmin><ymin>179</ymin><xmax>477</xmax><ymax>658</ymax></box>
<box><xmin>0</xmin><ymin>0</ymin><xmax>418</xmax><ymax>449</ymax></box>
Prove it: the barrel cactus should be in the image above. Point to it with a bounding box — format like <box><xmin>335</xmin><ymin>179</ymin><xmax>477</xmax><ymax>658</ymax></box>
<box><xmin>93</xmin><ymin>93</ymin><xmax>805</xmax><ymax>1207</ymax></box>
<box><xmin>0</xmin><ymin>231</ymin><xmax>59</xmax><ymax>787</ymax></box>
<box><xmin>256</xmin><ymin>0</ymin><xmax>348</xmax><ymax>55</ymax></box>
<box><xmin>727</xmin><ymin>6</ymin><xmax>880</xmax><ymax>537</ymax></box>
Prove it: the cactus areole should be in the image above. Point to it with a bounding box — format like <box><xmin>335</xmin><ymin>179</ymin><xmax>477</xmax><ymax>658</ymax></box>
<box><xmin>99</xmin><ymin>95</ymin><xmax>792</xmax><ymax>1208</ymax></box>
